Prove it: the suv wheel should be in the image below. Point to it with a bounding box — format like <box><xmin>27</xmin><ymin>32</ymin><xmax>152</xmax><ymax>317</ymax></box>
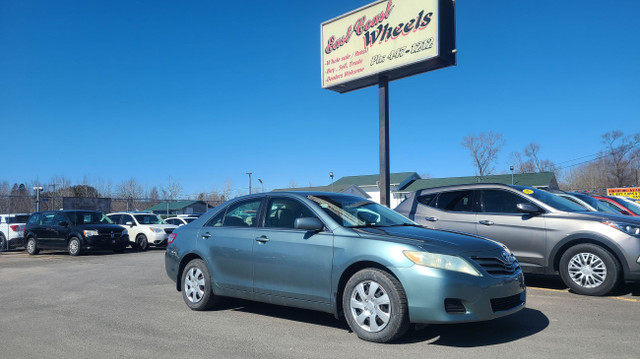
<box><xmin>68</xmin><ymin>237</ymin><xmax>83</xmax><ymax>256</ymax></box>
<box><xmin>181</xmin><ymin>259</ymin><xmax>218</xmax><ymax>311</ymax></box>
<box><xmin>26</xmin><ymin>238</ymin><xmax>39</xmax><ymax>255</ymax></box>
<box><xmin>0</xmin><ymin>233</ymin><xmax>6</xmax><ymax>251</ymax></box>
<box><xmin>342</xmin><ymin>268</ymin><xmax>410</xmax><ymax>343</ymax></box>
<box><xmin>136</xmin><ymin>234</ymin><xmax>148</xmax><ymax>251</ymax></box>
<box><xmin>559</xmin><ymin>244</ymin><xmax>620</xmax><ymax>296</ymax></box>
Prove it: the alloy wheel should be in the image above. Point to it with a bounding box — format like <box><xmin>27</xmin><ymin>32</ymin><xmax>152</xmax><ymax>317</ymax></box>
<box><xmin>567</xmin><ymin>252</ymin><xmax>607</xmax><ymax>288</ymax></box>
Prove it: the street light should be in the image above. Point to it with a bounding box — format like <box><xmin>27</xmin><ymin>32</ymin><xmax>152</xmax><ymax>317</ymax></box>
<box><xmin>510</xmin><ymin>166</ymin><xmax>514</xmax><ymax>185</ymax></box>
<box><xmin>329</xmin><ymin>172</ymin><xmax>334</xmax><ymax>192</ymax></box>
<box><xmin>246</xmin><ymin>172</ymin><xmax>252</xmax><ymax>194</ymax></box>
<box><xmin>258</xmin><ymin>178</ymin><xmax>264</xmax><ymax>193</ymax></box>
<box><xmin>33</xmin><ymin>186</ymin><xmax>43</xmax><ymax>212</ymax></box>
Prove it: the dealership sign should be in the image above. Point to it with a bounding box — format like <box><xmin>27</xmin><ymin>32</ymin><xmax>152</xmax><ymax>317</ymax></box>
<box><xmin>321</xmin><ymin>0</ymin><xmax>456</xmax><ymax>93</ymax></box>
<box><xmin>607</xmin><ymin>187</ymin><xmax>640</xmax><ymax>200</ymax></box>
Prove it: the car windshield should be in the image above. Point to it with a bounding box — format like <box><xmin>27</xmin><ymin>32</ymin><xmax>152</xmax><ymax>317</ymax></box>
<box><xmin>184</xmin><ymin>218</ymin><xmax>196</xmax><ymax>223</ymax></box>
<box><xmin>68</xmin><ymin>212</ymin><xmax>113</xmax><ymax>225</ymax></box>
<box><xmin>134</xmin><ymin>214</ymin><xmax>165</xmax><ymax>224</ymax></box>
<box><xmin>308</xmin><ymin>194</ymin><xmax>415</xmax><ymax>228</ymax></box>
<box><xmin>570</xmin><ymin>193</ymin><xmax>620</xmax><ymax>214</ymax></box>
<box><xmin>513</xmin><ymin>186</ymin><xmax>587</xmax><ymax>212</ymax></box>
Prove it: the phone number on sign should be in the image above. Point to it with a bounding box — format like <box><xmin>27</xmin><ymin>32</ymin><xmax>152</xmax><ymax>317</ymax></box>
<box><xmin>370</xmin><ymin>37</ymin><xmax>434</xmax><ymax>66</ymax></box>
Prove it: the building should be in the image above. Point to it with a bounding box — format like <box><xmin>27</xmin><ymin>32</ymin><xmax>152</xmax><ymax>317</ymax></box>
<box><xmin>145</xmin><ymin>200</ymin><xmax>209</xmax><ymax>216</ymax></box>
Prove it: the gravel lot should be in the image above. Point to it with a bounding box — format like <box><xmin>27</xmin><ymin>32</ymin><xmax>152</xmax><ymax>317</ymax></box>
<box><xmin>1</xmin><ymin>249</ymin><xmax>638</xmax><ymax>359</ymax></box>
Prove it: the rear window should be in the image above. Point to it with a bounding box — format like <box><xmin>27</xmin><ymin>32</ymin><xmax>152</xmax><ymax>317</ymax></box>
<box><xmin>416</xmin><ymin>194</ymin><xmax>437</xmax><ymax>206</ymax></box>
<box><xmin>8</xmin><ymin>215</ymin><xmax>30</xmax><ymax>223</ymax></box>
<box><xmin>435</xmin><ymin>190</ymin><xmax>474</xmax><ymax>212</ymax></box>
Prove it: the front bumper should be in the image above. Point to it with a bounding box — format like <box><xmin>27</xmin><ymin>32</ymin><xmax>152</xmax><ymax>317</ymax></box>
<box><xmin>84</xmin><ymin>234</ymin><xmax>129</xmax><ymax>250</ymax></box>
<box><xmin>395</xmin><ymin>265</ymin><xmax>526</xmax><ymax>324</ymax></box>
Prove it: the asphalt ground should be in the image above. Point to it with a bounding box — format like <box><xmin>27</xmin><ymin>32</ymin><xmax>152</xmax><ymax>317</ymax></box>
<box><xmin>0</xmin><ymin>248</ymin><xmax>638</xmax><ymax>359</ymax></box>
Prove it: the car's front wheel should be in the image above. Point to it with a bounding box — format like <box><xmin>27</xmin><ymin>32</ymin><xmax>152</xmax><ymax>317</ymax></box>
<box><xmin>0</xmin><ymin>233</ymin><xmax>6</xmax><ymax>251</ymax></box>
<box><xmin>342</xmin><ymin>268</ymin><xmax>410</xmax><ymax>343</ymax></box>
<box><xmin>26</xmin><ymin>238</ymin><xmax>39</xmax><ymax>255</ymax></box>
<box><xmin>559</xmin><ymin>243</ymin><xmax>621</xmax><ymax>296</ymax></box>
<box><xmin>68</xmin><ymin>237</ymin><xmax>83</xmax><ymax>256</ymax></box>
<box><xmin>181</xmin><ymin>259</ymin><xmax>218</xmax><ymax>311</ymax></box>
<box><xmin>136</xmin><ymin>234</ymin><xmax>148</xmax><ymax>251</ymax></box>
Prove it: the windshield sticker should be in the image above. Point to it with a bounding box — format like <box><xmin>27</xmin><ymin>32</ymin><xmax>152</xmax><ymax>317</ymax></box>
<box><xmin>523</xmin><ymin>189</ymin><xmax>534</xmax><ymax>195</ymax></box>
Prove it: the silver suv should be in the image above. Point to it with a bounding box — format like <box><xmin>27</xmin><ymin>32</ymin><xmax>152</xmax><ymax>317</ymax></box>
<box><xmin>395</xmin><ymin>183</ymin><xmax>640</xmax><ymax>296</ymax></box>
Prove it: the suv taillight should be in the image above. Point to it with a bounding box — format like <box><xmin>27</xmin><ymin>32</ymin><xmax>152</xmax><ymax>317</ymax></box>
<box><xmin>168</xmin><ymin>233</ymin><xmax>177</xmax><ymax>244</ymax></box>
<box><xmin>10</xmin><ymin>225</ymin><xmax>19</xmax><ymax>232</ymax></box>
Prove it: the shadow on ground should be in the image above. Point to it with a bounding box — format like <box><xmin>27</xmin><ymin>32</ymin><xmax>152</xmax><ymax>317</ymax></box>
<box><xmin>214</xmin><ymin>298</ymin><xmax>548</xmax><ymax>346</ymax></box>
<box><xmin>524</xmin><ymin>273</ymin><xmax>640</xmax><ymax>297</ymax></box>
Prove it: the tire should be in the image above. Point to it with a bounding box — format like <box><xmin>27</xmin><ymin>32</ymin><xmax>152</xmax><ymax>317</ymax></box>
<box><xmin>26</xmin><ymin>237</ymin><xmax>39</xmax><ymax>255</ymax></box>
<box><xmin>559</xmin><ymin>244</ymin><xmax>621</xmax><ymax>296</ymax></box>
<box><xmin>342</xmin><ymin>268</ymin><xmax>410</xmax><ymax>343</ymax></box>
<box><xmin>68</xmin><ymin>237</ymin><xmax>83</xmax><ymax>256</ymax></box>
<box><xmin>136</xmin><ymin>234</ymin><xmax>148</xmax><ymax>251</ymax></box>
<box><xmin>0</xmin><ymin>233</ymin><xmax>6</xmax><ymax>251</ymax></box>
<box><xmin>181</xmin><ymin>259</ymin><xmax>218</xmax><ymax>311</ymax></box>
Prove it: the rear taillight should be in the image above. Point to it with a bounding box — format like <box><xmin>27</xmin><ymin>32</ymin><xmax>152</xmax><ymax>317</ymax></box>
<box><xmin>168</xmin><ymin>233</ymin><xmax>177</xmax><ymax>244</ymax></box>
<box><xmin>10</xmin><ymin>225</ymin><xmax>19</xmax><ymax>232</ymax></box>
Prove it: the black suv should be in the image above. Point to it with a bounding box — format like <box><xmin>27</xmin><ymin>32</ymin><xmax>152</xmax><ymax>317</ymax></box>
<box><xmin>24</xmin><ymin>210</ymin><xmax>129</xmax><ymax>256</ymax></box>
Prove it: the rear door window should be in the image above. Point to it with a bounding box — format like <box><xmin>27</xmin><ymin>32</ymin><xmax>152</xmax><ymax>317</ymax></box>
<box><xmin>435</xmin><ymin>190</ymin><xmax>475</xmax><ymax>212</ymax></box>
<box><xmin>480</xmin><ymin>190</ymin><xmax>533</xmax><ymax>213</ymax></box>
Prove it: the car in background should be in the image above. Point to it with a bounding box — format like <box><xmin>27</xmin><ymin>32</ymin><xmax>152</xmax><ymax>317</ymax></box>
<box><xmin>553</xmin><ymin>192</ymin><xmax>598</xmax><ymax>211</ymax></box>
<box><xmin>107</xmin><ymin>212</ymin><xmax>177</xmax><ymax>250</ymax></box>
<box><xmin>565</xmin><ymin>192</ymin><xmax>623</xmax><ymax>215</ymax></box>
<box><xmin>395</xmin><ymin>183</ymin><xmax>640</xmax><ymax>296</ymax></box>
<box><xmin>23</xmin><ymin>210</ymin><xmax>128</xmax><ymax>256</ymax></box>
<box><xmin>164</xmin><ymin>216</ymin><xmax>198</xmax><ymax>226</ymax></box>
<box><xmin>0</xmin><ymin>213</ymin><xmax>30</xmax><ymax>250</ymax></box>
<box><xmin>165</xmin><ymin>192</ymin><xmax>525</xmax><ymax>343</ymax></box>
<box><xmin>593</xmin><ymin>195</ymin><xmax>640</xmax><ymax>217</ymax></box>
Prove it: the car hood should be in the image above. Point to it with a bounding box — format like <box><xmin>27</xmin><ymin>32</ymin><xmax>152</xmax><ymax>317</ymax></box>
<box><xmin>353</xmin><ymin>226</ymin><xmax>504</xmax><ymax>254</ymax></box>
<box><xmin>551</xmin><ymin>211</ymin><xmax>640</xmax><ymax>224</ymax></box>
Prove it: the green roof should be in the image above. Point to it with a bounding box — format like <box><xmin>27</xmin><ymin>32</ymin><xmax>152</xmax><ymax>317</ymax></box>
<box><xmin>400</xmin><ymin>172</ymin><xmax>557</xmax><ymax>192</ymax></box>
<box><xmin>145</xmin><ymin>200</ymin><xmax>205</xmax><ymax>211</ymax></box>
<box><xmin>273</xmin><ymin>172</ymin><xmax>419</xmax><ymax>192</ymax></box>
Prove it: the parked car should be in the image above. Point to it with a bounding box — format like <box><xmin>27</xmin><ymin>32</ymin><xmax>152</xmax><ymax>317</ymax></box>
<box><xmin>107</xmin><ymin>212</ymin><xmax>177</xmax><ymax>250</ymax></box>
<box><xmin>165</xmin><ymin>192</ymin><xmax>525</xmax><ymax>343</ymax></box>
<box><xmin>164</xmin><ymin>216</ymin><xmax>198</xmax><ymax>226</ymax></box>
<box><xmin>0</xmin><ymin>213</ymin><xmax>30</xmax><ymax>250</ymax></box>
<box><xmin>23</xmin><ymin>210</ymin><xmax>129</xmax><ymax>256</ymax></box>
<box><xmin>552</xmin><ymin>192</ymin><xmax>598</xmax><ymax>211</ymax></box>
<box><xmin>395</xmin><ymin>184</ymin><xmax>640</xmax><ymax>296</ymax></box>
<box><xmin>592</xmin><ymin>195</ymin><xmax>640</xmax><ymax>217</ymax></box>
<box><xmin>565</xmin><ymin>192</ymin><xmax>622</xmax><ymax>215</ymax></box>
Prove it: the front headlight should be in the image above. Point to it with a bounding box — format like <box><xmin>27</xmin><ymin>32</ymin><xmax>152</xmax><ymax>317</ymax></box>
<box><xmin>83</xmin><ymin>230</ymin><xmax>99</xmax><ymax>237</ymax></box>
<box><xmin>403</xmin><ymin>251</ymin><xmax>482</xmax><ymax>277</ymax></box>
<box><xmin>150</xmin><ymin>227</ymin><xmax>164</xmax><ymax>233</ymax></box>
<box><xmin>603</xmin><ymin>221</ymin><xmax>640</xmax><ymax>236</ymax></box>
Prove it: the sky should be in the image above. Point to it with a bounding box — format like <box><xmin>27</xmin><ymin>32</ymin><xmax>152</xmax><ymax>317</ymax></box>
<box><xmin>1</xmin><ymin>0</ymin><xmax>639</xmax><ymax>198</ymax></box>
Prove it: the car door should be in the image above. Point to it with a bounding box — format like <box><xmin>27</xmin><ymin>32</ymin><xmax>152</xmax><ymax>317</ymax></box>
<box><xmin>198</xmin><ymin>199</ymin><xmax>261</xmax><ymax>292</ymax></box>
<box><xmin>36</xmin><ymin>212</ymin><xmax>57</xmax><ymax>248</ymax></box>
<box><xmin>476</xmin><ymin>189</ymin><xmax>547</xmax><ymax>269</ymax></box>
<box><xmin>414</xmin><ymin>190</ymin><xmax>478</xmax><ymax>235</ymax></box>
<box><xmin>51</xmin><ymin>213</ymin><xmax>71</xmax><ymax>248</ymax></box>
<box><xmin>252</xmin><ymin>196</ymin><xmax>333</xmax><ymax>304</ymax></box>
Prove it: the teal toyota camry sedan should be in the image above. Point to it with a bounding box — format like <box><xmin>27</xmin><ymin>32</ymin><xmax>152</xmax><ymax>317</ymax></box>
<box><xmin>165</xmin><ymin>192</ymin><xmax>525</xmax><ymax>343</ymax></box>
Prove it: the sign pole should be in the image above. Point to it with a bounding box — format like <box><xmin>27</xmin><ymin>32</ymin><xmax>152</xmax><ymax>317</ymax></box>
<box><xmin>379</xmin><ymin>76</ymin><xmax>390</xmax><ymax>207</ymax></box>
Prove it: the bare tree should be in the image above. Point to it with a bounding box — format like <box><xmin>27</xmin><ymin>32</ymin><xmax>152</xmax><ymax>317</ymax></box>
<box><xmin>161</xmin><ymin>177</ymin><xmax>183</xmax><ymax>201</ymax></box>
<box><xmin>510</xmin><ymin>143</ymin><xmax>557</xmax><ymax>174</ymax></box>
<box><xmin>116</xmin><ymin>178</ymin><xmax>144</xmax><ymax>211</ymax></box>
<box><xmin>601</xmin><ymin>131</ymin><xmax>640</xmax><ymax>187</ymax></box>
<box><xmin>289</xmin><ymin>180</ymin><xmax>298</xmax><ymax>188</ymax></box>
<box><xmin>461</xmin><ymin>132</ymin><xmax>505</xmax><ymax>177</ymax></box>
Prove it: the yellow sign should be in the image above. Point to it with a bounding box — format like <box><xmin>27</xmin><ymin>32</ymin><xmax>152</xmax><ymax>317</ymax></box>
<box><xmin>321</xmin><ymin>0</ymin><xmax>455</xmax><ymax>92</ymax></box>
<box><xmin>607</xmin><ymin>187</ymin><xmax>640</xmax><ymax>200</ymax></box>
<box><xmin>523</xmin><ymin>189</ymin><xmax>534</xmax><ymax>195</ymax></box>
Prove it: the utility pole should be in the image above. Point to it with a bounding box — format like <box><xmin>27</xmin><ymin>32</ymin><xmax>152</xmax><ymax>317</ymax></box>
<box><xmin>246</xmin><ymin>172</ymin><xmax>252</xmax><ymax>194</ymax></box>
<box><xmin>33</xmin><ymin>186</ymin><xmax>43</xmax><ymax>212</ymax></box>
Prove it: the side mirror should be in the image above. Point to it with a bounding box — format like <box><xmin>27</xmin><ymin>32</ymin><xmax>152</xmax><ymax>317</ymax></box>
<box><xmin>517</xmin><ymin>203</ymin><xmax>540</xmax><ymax>214</ymax></box>
<box><xmin>58</xmin><ymin>221</ymin><xmax>68</xmax><ymax>227</ymax></box>
<box><xmin>294</xmin><ymin>217</ymin><xmax>324</xmax><ymax>231</ymax></box>
<box><xmin>125</xmin><ymin>221</ymin><xmax>134</xmax><ymax>227</ymax></box>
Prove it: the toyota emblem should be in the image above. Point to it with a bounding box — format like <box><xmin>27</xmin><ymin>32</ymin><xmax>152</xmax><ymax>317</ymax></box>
<box><xmin>501</xmin><ymin>251</ymin><xmax>512</xmax><ymax>263</ymax></box>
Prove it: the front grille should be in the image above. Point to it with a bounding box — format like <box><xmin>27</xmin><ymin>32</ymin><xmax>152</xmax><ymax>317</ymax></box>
<box><xmin>444</xmin><ymin>298</ymin><xmax>466</xmax><ymax>314</ymax></box>
<box><xmin>98</xmin><ymin>230</ymin><xmax>123</xmax><ymax>237</ymax></box>
<box><xmin>164</xmin><ymin>228</ymin><xmax>174</xmax><ymax>234</ymax></box>
<box><xmin>472</xmin><ymin>256</ymin><xmax>520</xmax><ymax>276</ymax></box>
<box><xmin>491</xmin><ymin>293</ymin><xmax>524</xmax><ymax>313</ymax></box>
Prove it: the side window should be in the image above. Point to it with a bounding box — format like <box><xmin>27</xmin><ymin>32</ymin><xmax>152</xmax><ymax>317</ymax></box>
<box><xmin>109</xmin><ymin>215</ymin><xmax>121</xmax><ymax>224</ymax></box>
<box><xmin>27</xmin><ymin>214</ymin><xmax>41</xmax><ymax>225</ymax></box>
<box><xmin>41</xmin><ymin>213</ymin><xmax>55</xmax><ymax>226</ymax></box>
<box><xmin>53</xmin><ymin>214</ymin><xmax>68</xmax><ymax>226</ymax></box>
<box><xmin>417</xmin><ymin>193</ymin><xmax>437</xmax><ymax>207</ymax></box>
<box><xmin>205</xmin><ymin>210</ymin><xmax>226</xmax><ymax>227</ymax></box>
<box><xmin>481</xmin><ymin>190</ymin><xmax>531</xmax><ymax>213</ymax></box>
<box><xmin>222</xmin><ymin>199</ymin><xmax>261</xmax><ymax>227</ymax></box>
<box><xmin>265</xmin><ymin>197</ymin><xmax>316</xmax><ymax>229</ymax></box>
<box><xmin>435</xmin><ymin>191</ymin><xmax>474</xmax><ymax>212</ymax></box>
<box><xmin>124</xmin><ymin>215</ymin><xmax>135</xmax><ymax>225</ymax></box>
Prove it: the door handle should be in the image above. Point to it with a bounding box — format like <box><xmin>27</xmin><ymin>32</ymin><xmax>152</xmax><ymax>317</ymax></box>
<box><xmin>202</xmin><ymin>232</ymin><xmax>211</xmax><ymax>239</ymax></box>
<box><xmin>255</xmin><ymin>235</ymin><xmax>270</xmax><ymax>243</ymax></box>
<box><xmin>478</xmin><ymin>220</ymin><xmax>494</xmax><ymax>226</ymax></box>
<box><xmin>424</xmin><ymin>216</ymin><xmax>438</xmax><ymax>222</ymax></box>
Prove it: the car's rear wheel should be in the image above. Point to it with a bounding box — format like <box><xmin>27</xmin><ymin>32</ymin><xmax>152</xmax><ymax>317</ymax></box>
<box><xmin>181</xmin><ymin>259</ymin><xmax>218</xmax><ymax>311</ymax></box>
<box><xmin>559</xmin><ymin>244</ymin><xmax>620</xmax><ymax>296</ymax></box>
<box><xmin>26</xmin><ymin>238</ymin><xmax>39</xmax><ymax>255</ymax></box>
<box><xmin>0</xmin><ymin>233</ymin><xmax>6</xmax><ymax>251</ymax></box>
<box><xmin>342</xmin><ymin>268</ymin><xmax>410</xmax><ymax>343</ymax></box>
<box><xmin>68</xmin><ymin>237</ymin><xmax>82</xmax><ymax>256</ymax></box>
<box><xmin>136</xmin><ymin>234</ymin><xmax>148</xmax><ymax>251</ymax></box>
